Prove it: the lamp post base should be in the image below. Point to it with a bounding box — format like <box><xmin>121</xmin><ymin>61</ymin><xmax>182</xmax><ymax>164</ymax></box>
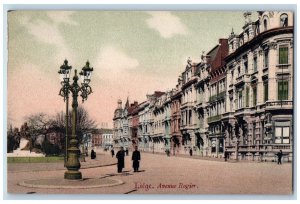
<box><xmin>64</xmin><ymin>170</ymin><xmax>82</xmax><ymax>180</ymax></box>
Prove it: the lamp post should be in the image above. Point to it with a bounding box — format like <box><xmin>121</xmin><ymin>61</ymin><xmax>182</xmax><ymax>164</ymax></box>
<box><xmin>58</xmin><ymin>59</ymin><xmax>93</xmax><ymax>180</ymax></box>
<box><xmin>58</xmin><ymin>60</ymin><xmax>72</xmax><ymax>167</ymax></box>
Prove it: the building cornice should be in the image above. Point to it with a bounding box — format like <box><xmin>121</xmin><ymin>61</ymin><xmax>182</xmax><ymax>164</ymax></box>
<box><xmin>225</xmin><ymin>26</ymin><xmax>293</xmax><ymax>62</ymax></box>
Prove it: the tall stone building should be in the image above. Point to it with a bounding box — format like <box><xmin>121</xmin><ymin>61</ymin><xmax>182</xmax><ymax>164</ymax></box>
<box><xmin>223</xmin><ymin>11</ymin><xmax>293</xmax><ymax>161</ymax></box>
<box><xmin>194</xmin><ymin>58</ymin><xmax>210</xmax><ymax>157</ymax></box>
<box><xmin>206</xmin><ymin>38</ymin><xmax>229</xmax><ymax>157</ymax></box>
<box><xmin>112</xmin><ymin>98</ymin><xmax>132</xmax><ymax>149</ymax></box>
<box><xmin>137</xmin><ymin>100</ymin><xmax>150</xmax><ymax>151</ymax></box>
<box><xmin>180</xmin><ymin>59</ymin><xmax>199</xmax><ymax>154</ymax></box>
<box><xmin>170</xmin><ymin>83</ymin><xmax>183</xmax><ymax>155</ymax></box>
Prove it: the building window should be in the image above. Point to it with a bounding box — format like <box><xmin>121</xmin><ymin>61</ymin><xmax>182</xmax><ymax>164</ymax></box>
<box><xmin>238</xmin><ymin>90</ymin><xmax>243</xmax><ymax>109</ymax></box>
<box><xmin>280</xmin><ymin>14</ymin><xmax>288</xmax><ymax>27</ymax></box>
<box><xmin>252</xmin><ymin>123</ymin><xmax>256</xmax><ymax>145</ymax></box>
<box><xmin>211</xmin><ymin>138</ymin><xmax>216</xmax><ymax>153</ymax></box>
<box><xmin>275</xmin><ymin>126</ymin><xmax>290</xmax><ymax>144</ymax></box>
<box><xmin>264</xmin><ymin>50</ymin><xmax>269</xmax><ymax>68</ymax></box>
<box><xmin>246</xmin><ymin>87</ymin><xmax>249</xmax><ymax>107</ymax></box>
<box><xmin>244</xmin><ymin>61</ymin><xmax>248</xmax><ymax>74</ymax></box>
<box><xmin>237</xmin><ymin>66</ymin><xmax>241</xmax><ymax>77</ymax></box>
<box><xmin>253</xmin><ymin>57</ymin><xmax>257</xmax><ymax>72</ymax></box>
<box><xmin>219</xmin><ymin>138</ymin><xmax>224</xmax><ymax>153</ymax></box>
<box><xmin>264</xmin><ymin>19</ymin><xmax>268</xmax><ymax>31</ymax></box>
<box><xmin>278</xmin><ymin>81</ymin><xmax>289</xmax><ymax>100</ymax></box>
<box><xmin>264</xmin><ymin>81</ymin><xmax>268</xmax><ymax>102</ymax></box>
<box><xmin>253</xmin><ymin>86</ymin><xmax>257</xmax><ymax>106</ymax></box>
<box><xmin>279</xmin><ymin>46</ymin><xmax>288</xmax><ymax>64</ymax></box>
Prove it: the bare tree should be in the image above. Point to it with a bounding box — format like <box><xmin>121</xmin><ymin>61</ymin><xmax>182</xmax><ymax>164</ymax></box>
<box><xmin>52</xmin><ymin>106</ymin><xmax>96</xmax><ymax>144</ymax></box>
<box><xmin>25</xmin><ymin>113</ymin><xmax>54</xmax><ymax>137</ymax></box>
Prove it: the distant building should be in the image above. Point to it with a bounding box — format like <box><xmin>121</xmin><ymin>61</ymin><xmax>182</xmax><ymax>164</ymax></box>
<box><xmin>91</xmin><ymin>128</ymin><xmax>113</xmax><ymax>149</ymax></box>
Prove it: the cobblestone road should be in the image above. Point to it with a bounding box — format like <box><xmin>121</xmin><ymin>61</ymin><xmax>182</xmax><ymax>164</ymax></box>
<box><xmin>7</xmin><ymin>151</ymin><xmax>292</xmax><ymax>195</ymax></box>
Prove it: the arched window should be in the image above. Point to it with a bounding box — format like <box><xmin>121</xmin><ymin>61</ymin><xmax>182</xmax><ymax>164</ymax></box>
<box><xmin>280</xmin><ymin>13</ymin><xmax>288</xmax><ymax>27</ymax></box>
<box><xmin>264</xmin><ymin>19</ymin><xmax>268</xmax><ymax>31</ymax></box>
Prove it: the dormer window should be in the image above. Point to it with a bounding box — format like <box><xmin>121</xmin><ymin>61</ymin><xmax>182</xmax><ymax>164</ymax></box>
<box><xmin>280</xmin><ymin>13</ymin><xmax>288</xmax><ymax>27</ymax></box>
<box><xmin>264</xmin><ymin>19</ymin><xmax>268</xmax><ymax>31</ymax></box>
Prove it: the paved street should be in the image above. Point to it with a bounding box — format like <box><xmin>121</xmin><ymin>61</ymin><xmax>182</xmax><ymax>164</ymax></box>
<box><xmin>7</xmin><ymin>152</ymin><xmax>292</xmax><ymax>195</ymax></box>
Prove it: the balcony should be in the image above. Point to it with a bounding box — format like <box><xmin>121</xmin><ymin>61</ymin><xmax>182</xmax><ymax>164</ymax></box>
<box><xmin>265</xmin><ymin>100</ymin><xmax>293</xmax><ymax>110</ymax></box>
<box><xmin>235</xmin><ymin>74</ymin><xmax>250</xmax><ymax>86</ymax></box>
<box><xmin>209</xmin><ymin>91</ymin><xmax>226</xmax><ymax>103</ymax></box>
<box><xmin>207</xmin><ymin>115</ymin><xmax>221</xmax><ymax>123</ymax></box>
<box><xmin>180</xmin><ymin>101</ymin><xmax>193</xmax><ymax>109</ymax></box>
<box><xmin>221</xmin><ymin>112</ymin><xmax>234</xmax><ymax>120</ymax></box>
<box><xmin>234</xmin><ymin>107</ymin><xmax>251</xmax><ymax>116</ymax></box>
<box><xmin>276</xmin><ymin>64</ymin><xmax>291</xmax><ymax>69</ymax></box>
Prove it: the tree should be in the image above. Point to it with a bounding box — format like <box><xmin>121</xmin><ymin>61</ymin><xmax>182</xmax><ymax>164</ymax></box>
<box><xmin>52</xmin><ymin>106</ymin><xmax>96</xmax><ymax>144</ymax></box>
<box><xmin>76</xmin><ymin>106</ymin><xmax>97</xmax><ymax>143</ymax></box>
<box><xmin>25</xmin><ymin>113</ymin><xmax>54</xmax><ymax>137</ymax></box>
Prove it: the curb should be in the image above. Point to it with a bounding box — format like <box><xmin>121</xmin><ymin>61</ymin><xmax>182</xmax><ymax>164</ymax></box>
<box><xmin>19</xmin><ymin>177</ymin><xmax>124</xmax><ymax>189</ymax></box>
<box><xmin>8</xmin><ymin>162</ymin><xmax>117</xmax><ymax>173</ymax></box>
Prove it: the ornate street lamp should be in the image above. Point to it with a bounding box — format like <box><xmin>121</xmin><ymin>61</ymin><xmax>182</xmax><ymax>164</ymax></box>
<box><xmin>58</xmin><ymin>59</ymin><xmax>94</xmax><ymax>180</ymax></box>
<box><xmin>58</xmin><ymin>59</ymin><xmax>72</xmax><ymax>167</ymax></box>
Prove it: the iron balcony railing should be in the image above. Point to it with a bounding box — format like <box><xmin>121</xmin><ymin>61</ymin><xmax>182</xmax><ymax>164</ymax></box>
<box><xmin>207</xmin><ymin>115</ymin><xmax>221</xmax><ymax>123</ymax></box>
<box><xmin>209</xmin><ymin>91</ymin><xmax>226</xmax><ymax>102</ymax></box>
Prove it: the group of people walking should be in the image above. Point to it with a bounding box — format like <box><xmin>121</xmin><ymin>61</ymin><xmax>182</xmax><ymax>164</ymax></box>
<box><xmin>112</xmin><ymin>146</ymin><xmax>141</xmax><ymax>173</ymax></box>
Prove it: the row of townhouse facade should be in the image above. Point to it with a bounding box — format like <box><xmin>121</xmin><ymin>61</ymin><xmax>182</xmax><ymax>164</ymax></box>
<box><xmin>113</xmin><ymin>11</ymin><xmax>294</xmax><ymax>161</ymax></box>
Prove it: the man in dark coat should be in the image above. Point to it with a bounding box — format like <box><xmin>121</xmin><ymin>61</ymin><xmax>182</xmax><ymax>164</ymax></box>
<box><xmin>277</xmin><ymin>150</ymin><xmax>283</xmax><ymax>165</ymax></box>
<box><xmin>189</xmin><ymin>148</ymin><xmax>193</xmax><ymax>156</ymax></box>
<box><xmin>224</xmin><ymin>148</ymin><xmax>229</xmax><ymax>161</ymax></box>
<box><xmin>132</xmin><ymin>146</ymin><xmax>141</xmax><ymax>172</ymax></box>
<box><xmin>111</xmin><ymin>148</ymin><xmax>115</xmax><ymax>157</ymax></box>
<box><xmin>91</xmin><ymin>149</ymin><xmax>96</xmax><ymax>159</ymax></box>
<box><xmin>116</xmin><ymin>147</ymin><xmax>125</xmax><ymax>173</ymax></box>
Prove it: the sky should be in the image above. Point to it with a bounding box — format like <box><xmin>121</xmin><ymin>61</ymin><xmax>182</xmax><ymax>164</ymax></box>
<box><xmin>7</xmin><ymin>11</ymin><xmax>255</xmax><ymax>128</ymax></box>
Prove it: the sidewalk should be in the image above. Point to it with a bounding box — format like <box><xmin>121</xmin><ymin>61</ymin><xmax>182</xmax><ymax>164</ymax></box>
<box><xmin>7</xmin><ymin>153</ymin><xmax>117</xmax><ymax>173</ymax></box>
<box><xmin>141</xmin><ymin>151</ymin><xmax>272</xmax><ymax>163</ymax></box>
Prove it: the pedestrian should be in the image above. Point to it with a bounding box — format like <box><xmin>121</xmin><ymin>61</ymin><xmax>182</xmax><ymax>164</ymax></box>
<box><xmin>189</xmin><ymin>148</ymin><xmax>193</xmax><ymax>156</ymax></box>
<box><xmin>91</xmin><ymin>149</ymin><xmax>96</xmax><ymax>159</ymax></box>
<box><xmin>276</xmin><ymin>150</ymin><xmax>283</xmax><ymax>165</ymax></box>
<box><xmin>126</xmin><ymin>149</ymin><xmax>129</xmax><ymax>156</ymax></box>
<box><xmin>116</xmin><ymin>147</ymin><xmax>125</xmax><ymax>173</ymax></box>
<box><xmin>111</xmin><ymin>148</ymin><xmax>115</xmax><ymax>157</ymax></box>
<box><xmin>85</xmin><ymin>147</ymin><xmax>88</xmax><ymax>156</ymax></box>
<box><xmin>165</xmin><ymin>149</ymin><xmax>170</xmax><ymax>157</ymax></box>
<box><xmin>132</xmin><ymin>146</ymin><xmax>141</xmax><ymax>172</ymax></box>
<box><xmin>224</xmin><ymin>148</ymin><xmax>228</xmax><ymax>162</ymax></box>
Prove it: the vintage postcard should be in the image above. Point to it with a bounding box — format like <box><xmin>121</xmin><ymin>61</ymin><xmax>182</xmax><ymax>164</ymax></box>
<box><xmin>6</xmin><ymin>9</ymin><xmax>294</xmax><ymax>196</ymax></box>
